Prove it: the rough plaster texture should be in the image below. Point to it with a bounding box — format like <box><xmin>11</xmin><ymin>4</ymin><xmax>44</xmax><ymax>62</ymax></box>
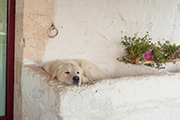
<box><xmin>22</xmin><ymin>65</ymin><xmax>180</xmax><ymax>120</ymax></box>
<box><xmin>41</xmin><ymin>0</ymin><xmax>180</xmax><ymax>78</ymax></box>
<box><xmin>23</xmin><ymin>0</ymin><xmax>55</xmax><ymax>63</ymax></box>
<box><xmin>16</xmin><ymin>0</ymin><xmax>180</xmax><ymax>119</ymax></box>
<box><xmin>14</xmin><ymin>0</ymin><xmax>55</xmax><ymax>119</ymax></box>
<box><xmin>14</xmin><ymin>0</ymin><xmax>24</xmax><ymax>119</ymax></box>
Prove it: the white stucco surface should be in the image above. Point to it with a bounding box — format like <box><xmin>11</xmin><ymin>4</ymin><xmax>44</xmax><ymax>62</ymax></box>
<box><xmin>21</xmin><ymin>1</ymin><xmax>180</xmax><ymax>120</ymax></box>
<box><xmin>41</xmin><ymin>0</ymin><xmax>180</xmax><ymax>77</ymax></box>
<box><xmin>22</xmin><ymin>65</ymin><xmax>180</xmax><ymax>120</ymax></box>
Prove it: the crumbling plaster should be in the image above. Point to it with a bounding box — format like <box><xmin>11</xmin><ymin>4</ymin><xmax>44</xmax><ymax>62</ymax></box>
<box><xmin>23</xmin><ymin>0</ymin><xmax>55</xmax><ymax>63</ymax></box>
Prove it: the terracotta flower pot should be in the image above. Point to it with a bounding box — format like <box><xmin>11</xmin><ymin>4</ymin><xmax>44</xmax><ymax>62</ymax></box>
<box><xmin>144</xmin><ymin>50</ymin><xmax>153</xmax><ymax>60</ymax></box>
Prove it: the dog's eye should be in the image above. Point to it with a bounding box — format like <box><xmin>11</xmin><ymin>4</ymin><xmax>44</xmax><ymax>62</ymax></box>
<box><xmin>65</xmin><ymin>71</ymin><xmax>70</xmax><ymax>74</ymax></box>
<box><xmin>77</xmin><ymin>72</ymin><xmax>80</xmax><ymax>74</ymax></box>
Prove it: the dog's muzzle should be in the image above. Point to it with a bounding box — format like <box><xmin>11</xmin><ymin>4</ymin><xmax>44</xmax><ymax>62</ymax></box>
<box><xmin>72</xmin><ymin>76</ymin><xmax>80</xmax><ymax>85</ymax></box>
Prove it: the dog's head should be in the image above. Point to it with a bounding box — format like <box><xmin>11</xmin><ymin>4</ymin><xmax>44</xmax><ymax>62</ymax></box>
<box><xmin>50</xmin><ymin>63</ymin><xmax>83</xmax><ymax>85</ymax></box>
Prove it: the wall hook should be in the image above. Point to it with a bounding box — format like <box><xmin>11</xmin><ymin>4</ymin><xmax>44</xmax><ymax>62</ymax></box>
<box><xmin>48</xmin><ymin>22</ymin><xmax>58</xmax><ymax>38</ymax></box>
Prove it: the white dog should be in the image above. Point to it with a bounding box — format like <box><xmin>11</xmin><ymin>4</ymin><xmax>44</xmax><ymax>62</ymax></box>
<box><xmin>43</xmin><ymin>59</ymin><xmax>107</xmax><ymax>85</ymax></box>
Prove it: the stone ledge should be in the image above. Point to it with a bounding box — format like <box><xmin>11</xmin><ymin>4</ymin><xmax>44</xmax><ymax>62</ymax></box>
<box><xmin>22</xmin><ymin>64</ymin><xmax>180</xmax><ymax>120</ymax></box>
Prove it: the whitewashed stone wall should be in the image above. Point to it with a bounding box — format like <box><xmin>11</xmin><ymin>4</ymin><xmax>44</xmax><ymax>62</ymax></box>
<box><xmin>41</xmin><ymin>0</ymin><xmax>180</xmax><ymax>78</ymax></box>
<box><xmin>22</xmin><ymin>65</ymin><xmax>180</xmax><ymax>120</ymax></box>
<box><xmin>21</xmin><ymin>1</ymin><xmax>180</xmax><ymax>120</ymax></box>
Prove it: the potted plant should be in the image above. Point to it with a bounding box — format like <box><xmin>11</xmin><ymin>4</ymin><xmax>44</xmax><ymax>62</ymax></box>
<box><xmin>119</xmin><ymin>31</ymin><xmax>154</xmax><ymax>64</ymax></box>
<box><xmin>152</xmin><ymin>40</ymin><xmax>180</xmax><ymax>69</ymax></box>
<box><xmin>118</xmin><ymin>31</ymin><xmax>180</xmax><ymax>69</ymax></box>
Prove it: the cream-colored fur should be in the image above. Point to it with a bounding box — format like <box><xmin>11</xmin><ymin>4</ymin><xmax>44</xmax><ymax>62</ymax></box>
<box><xmin>43</xmin><ymin>59</ymin><xmax>107</xmax><ymax>85</ymax></box>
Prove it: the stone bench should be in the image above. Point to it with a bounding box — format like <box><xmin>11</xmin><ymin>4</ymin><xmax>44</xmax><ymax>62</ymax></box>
<box><xmin>22</xmin><ymin>65</ymin><xmax>180</xmax><ymax>120</ymax></box>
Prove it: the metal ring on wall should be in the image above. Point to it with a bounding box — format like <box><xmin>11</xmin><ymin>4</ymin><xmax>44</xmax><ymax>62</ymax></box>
<box><xmin>48</xmin><ymin>22</ymin><xmax>58</xmax><ymax>38</ymax></box>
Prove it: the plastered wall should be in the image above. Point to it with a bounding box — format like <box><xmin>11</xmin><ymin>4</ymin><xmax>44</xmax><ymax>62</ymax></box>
<box><xmin>23</xmin><ymin>0</ymin><xmax>55</xmax><ymax>63</ymax></box>
<box><xmin>42</xmin><ymin>0</ymin><xmax>180</xmax><ymax>78</ymax></box>
<box><xmin>20</xmin><ymin>0</ymin><xmax>180</xmax><ymax>76</ymax></box>
<box><xmin>22</xmin><ymin>65</ymin><xmax>180</xmax><ymax>120</ymax></box>
<box><xmin>15</xmin><ymin>0</ymin><xmax>180</xmax><ymax>119</ymax></box>
<box><xmin>14</xmin><ymin>0</ymin><xmax>24</xmax><ymax>119</ymax></box>
<box><xmin>14</xmin><ymin>0</ymin><xmax>55</xmax><ymax>119</ymax></box>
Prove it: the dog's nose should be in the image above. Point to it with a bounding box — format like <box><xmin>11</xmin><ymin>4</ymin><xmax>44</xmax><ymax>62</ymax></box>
<box><xmin>72</xmin><ymin>76</ymin><xmax>79</xmax><ymax>85</ymax></box>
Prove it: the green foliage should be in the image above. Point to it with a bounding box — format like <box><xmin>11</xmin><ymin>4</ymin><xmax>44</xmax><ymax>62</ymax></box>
<box><xmin>152</xmin><ymin>40</ymin><xmax>180</xmax><ymax>69</ymax></box>
<box><xmin>121</xmin><ymin>31</ymin><xmax>154</xmax><ymax>64</ymax></box>
<box><xmin>151</xmin><ymin>46</ymin><xmax>165</xmax><ymax>69</ymax></box>
<box><xmin>119</xmin><ymin>31</ymin><xmax>180</xmax><ymax>69</ymax></box>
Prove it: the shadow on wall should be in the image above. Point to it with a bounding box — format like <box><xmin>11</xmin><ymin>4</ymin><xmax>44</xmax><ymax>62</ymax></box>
<box><xmin>113</xmin><ymin>60</ymin><xmax>180</xmax><ymax>78</ymax></box>
<box><xmin>113</xmin><ymin>61</ymin><xmax>161</xmax><ymax>78</ymax></box>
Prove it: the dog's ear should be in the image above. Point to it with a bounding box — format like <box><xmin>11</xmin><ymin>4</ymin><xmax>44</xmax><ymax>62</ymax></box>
<box><xmin>51</xmin><ymin>68</ymin><xmax>59</xmax><ymax>79</ymax></box>
<box><xmin>51</xmin><ymin>64</ymin><xmax>65</xmax><ymax>79</ymax></box>
<box><xmin>48</xmin><ymin>64</ymin><xmax>62</xmax><ymax>79</ymax></box>
<box><xmin>43</xmin><ymin>60</ymin><xmax>64</xmax><ymax>80</ymax></box>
